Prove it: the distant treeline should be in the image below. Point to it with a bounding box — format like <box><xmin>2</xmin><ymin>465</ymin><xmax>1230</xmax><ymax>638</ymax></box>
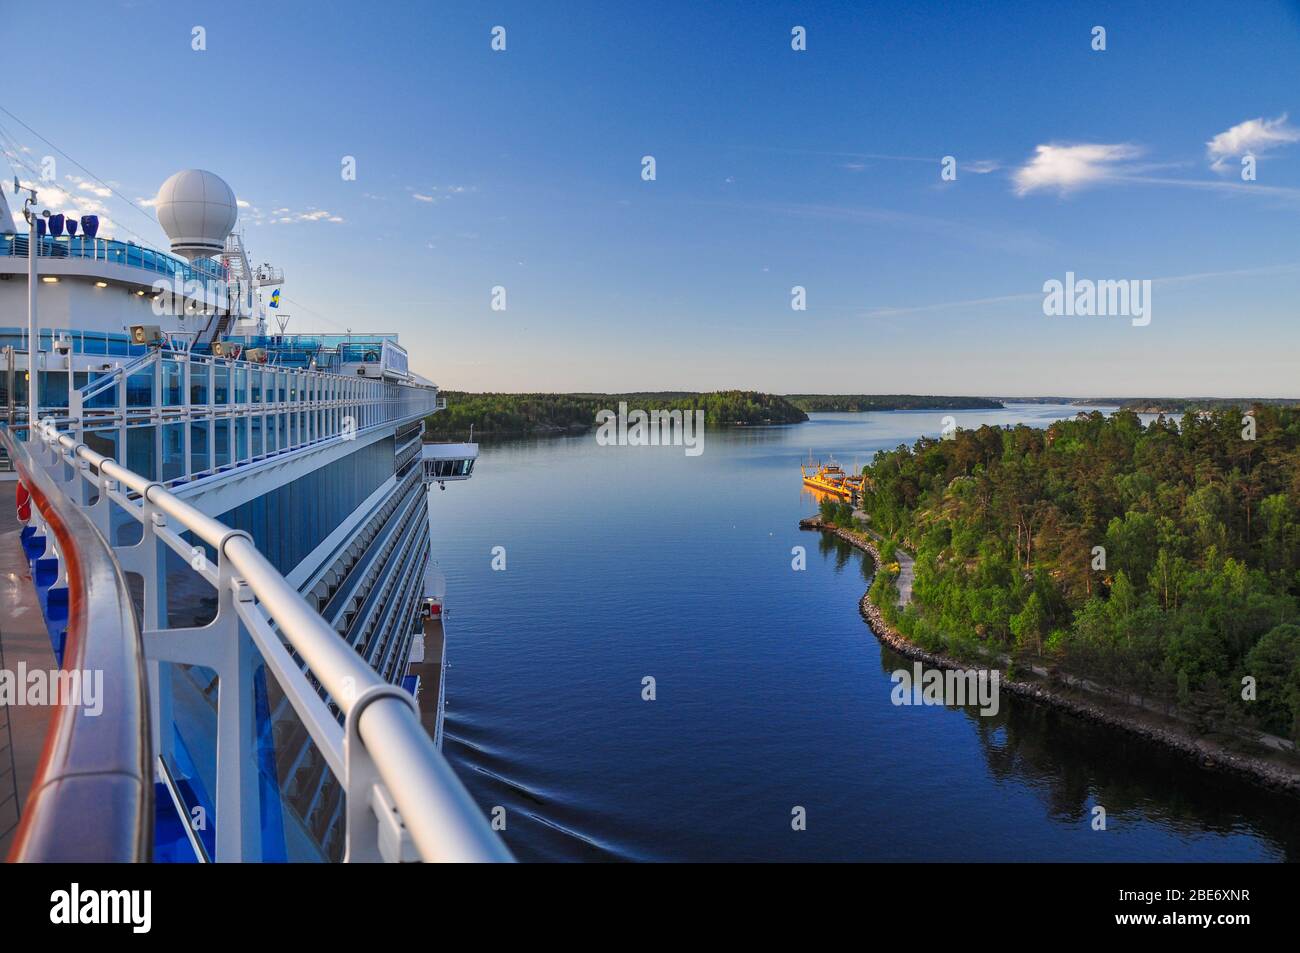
<box><xmin>1007</xmin><ymin>397</ymin><xmax>1299</xmax><ymax>413</ymax></box>
<box><xmin>1106</xmin><ymin>398</ymin><xmax>1300</xmax><ymax>414</ymax></box>
<box><xmin>425</xmin><ymin>390</ymin><xmax>808</xmax><ymax>435</ymax></box>
<box><xmin>786</xmin><ymin>394</ymin><xmax>1004</xmax><ymax>412</ymax></box>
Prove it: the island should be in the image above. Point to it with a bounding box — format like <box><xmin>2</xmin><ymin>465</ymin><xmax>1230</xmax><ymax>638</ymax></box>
<box><xmin>423</xmin><ymin>390</ymin><xmax>808</xmax><ymax>436</ymax></box>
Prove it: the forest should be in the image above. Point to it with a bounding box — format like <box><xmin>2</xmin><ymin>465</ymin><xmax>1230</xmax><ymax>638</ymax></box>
<box><xmin>786</xmin><ymin>394</ymin><xmax>1004</xmax><ymax>412</ymax></box>
<box><xmin>855</xmin><ymin>407</ymin><xmax>1300</xmax><ymax>743</ymax></box>
<box><xmin>424</xmin><ymin>390</ymin><xmax>808</xmax><ymax>435</ymax></box>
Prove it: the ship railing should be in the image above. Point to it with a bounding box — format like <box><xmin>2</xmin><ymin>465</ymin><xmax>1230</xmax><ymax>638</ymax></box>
<box><xmin>35</xmin><ymin>348</ymin><xmax>442</xmax><ymax>486</ymax></box>
<box><xmin>0</xmin><ymin>426</ymin><xmax>152</xmax><ymax>862</ymax></box>
<box><xmin>2</xmin><ymin>233</ymin><xmax>228</xmax><ymax>287</ymax></box>
<box><xmin>10</xmin><ymin>423</ymin><xmax>510</xmax><ymax>862</ymax></box>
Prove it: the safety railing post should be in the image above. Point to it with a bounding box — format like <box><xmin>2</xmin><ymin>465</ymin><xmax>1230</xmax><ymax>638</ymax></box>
<box><xmin>213</xmin><ymin>544</ymin><xmax>264</xmax><ymax>862</ymax></box>
<box><xmin>343</xmin><ymin>684</ymin><xmax>420</xmax><ymax>862</ymax></box>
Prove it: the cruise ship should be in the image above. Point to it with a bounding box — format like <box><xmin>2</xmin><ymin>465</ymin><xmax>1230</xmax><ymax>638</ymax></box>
<box><xmin>0</xmin><ymin>169</ymin><xmax>509</xmax><ymax>862</ymax></box>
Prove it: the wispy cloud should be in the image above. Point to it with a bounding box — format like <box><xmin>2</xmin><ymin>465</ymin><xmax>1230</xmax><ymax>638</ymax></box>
<box><xmin>743</xmin><ymin>146</ymin><xmax>1001</xmax><ymax>176</ymax></box>
<box><xmin>405</xmin><ymin>184</ymin><xmax>476</xmax><ymax>204</ymax></box>
<box><xmin>1114</xmin><ymin>174</ymin><xmax>1300</xmax><ymax>202</ymax></box>
<box><xmin>271</xmin><ymin>208</ymin><xmax>343</xmax><ymax>224</ymax></box>
<box><xmin>701</xmin><ymin>198</ymin><xmax>1049</xmax><ymax>255</ymax></box>
<box><xmin>215</xmin><ymin>200</ymin><xmax>342</xmax><ymax>226</ymax></box>
<box><xmin>863</xmin><ymin>261</ymin><xmax>1300</xmax><ymax>318</ymax></box>
<box><xmin>76</xmin><ymin>180</ymin><xmax>112</xmax><ymax>198</ymax></box>
<box><xmin>1013</xmin><ymin>143</ymin><xmax>1143</xmax><ymax>195</ymax></box>
<box><xmin>1207</xmin><ymin>114</ymin><xmax>1300</xmax><ymax>171</ymax></box>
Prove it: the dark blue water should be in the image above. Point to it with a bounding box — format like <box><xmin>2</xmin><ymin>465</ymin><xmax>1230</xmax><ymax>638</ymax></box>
<box><xmin>430</xmin><ymin>405</ymin><xmax>1299</xmax><ymax>861</ymax></box>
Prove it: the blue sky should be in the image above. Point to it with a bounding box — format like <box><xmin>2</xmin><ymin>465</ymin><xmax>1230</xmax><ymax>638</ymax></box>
<box><xmin>4</xmin><ymin>0</ymin><xmax>1300</xmax><ymax>396</ymax></box>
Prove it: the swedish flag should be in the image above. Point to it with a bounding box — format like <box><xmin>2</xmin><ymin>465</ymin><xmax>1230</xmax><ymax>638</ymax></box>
<box><xmin>270</xmin><ymin>289</ymin><xmax>281</xmax><ymax>309</ymax></box>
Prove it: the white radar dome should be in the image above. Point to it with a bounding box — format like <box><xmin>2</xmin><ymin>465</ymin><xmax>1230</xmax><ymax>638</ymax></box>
<box><xmin>154</xmin><ymin>169</ymin><xmax>238</xmax><ymax>260</ymax></box>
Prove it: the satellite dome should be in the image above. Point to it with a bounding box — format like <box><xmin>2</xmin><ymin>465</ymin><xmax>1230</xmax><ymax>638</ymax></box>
<box><xmin>154</xmin><ymin>169</ymin><xmax>238</xmax><ymax>260</ymax></box>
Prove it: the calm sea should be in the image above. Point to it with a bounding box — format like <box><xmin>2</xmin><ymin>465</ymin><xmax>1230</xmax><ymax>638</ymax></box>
<box><xmin>429</xmin><ymin>404</ymin><xmax>1299</xmax><ymax>861</ymax></box>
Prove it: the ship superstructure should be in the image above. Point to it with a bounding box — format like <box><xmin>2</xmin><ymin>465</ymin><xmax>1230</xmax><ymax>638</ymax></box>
<box><xmin>0</xmin><ymin>169</ymin><xmax>505</xmax><ymax>862</ymax></box>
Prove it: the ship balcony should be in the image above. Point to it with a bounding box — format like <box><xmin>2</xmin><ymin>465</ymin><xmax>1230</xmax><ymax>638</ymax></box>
<box><xmin>0</xmin><ymin>232</ymin><xmax>228</xmax><ymax>294</ymax></box>
<box><xmin>7</xmin><ymin>347</ymin><xmax>442</xmax><ymax>490</ymax></box>
<box><xmin>420</xmin><ymin>443</ymin><xmax>477</xmax><ymax>486</ymax></box>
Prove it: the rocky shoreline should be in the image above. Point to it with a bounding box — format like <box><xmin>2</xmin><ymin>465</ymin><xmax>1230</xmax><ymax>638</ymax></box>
<box><xmin>800</xmin><ymin>516</ymin><xmax>1300</xmax><ymax>797</ymax></box>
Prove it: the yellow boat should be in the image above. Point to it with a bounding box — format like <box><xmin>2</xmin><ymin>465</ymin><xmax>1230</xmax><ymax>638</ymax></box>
<box><xmin>801</xmin><ymin>455</ymin><xmax>864</xmax><ymax>499</ymax></box>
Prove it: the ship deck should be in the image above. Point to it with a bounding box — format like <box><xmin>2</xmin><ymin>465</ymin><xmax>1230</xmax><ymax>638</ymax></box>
<box><xmin>408</xmin><ymin>616</ymin><xmax>445</xmax><ymax>741</ymax></box>
<box><xmin>0</xmin><ymin>481</ymin><xmax>60</xmax><ymax>858</ymax></box>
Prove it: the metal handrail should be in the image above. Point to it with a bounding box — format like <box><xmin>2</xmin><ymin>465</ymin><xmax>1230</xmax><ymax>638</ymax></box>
<box><xmin>0</xmin><ymin>426</ymin><xmax>152</xmax><ymax>862</ymax></box>
<box><xmin>1</xmin><ymin>233</ymin><xmax>227</xmax><ymax>284</ymax></box>
<box><xmin>40</xmin><ymin>427</ymin><xmax>509</xmax><ymax>862</ymax></box>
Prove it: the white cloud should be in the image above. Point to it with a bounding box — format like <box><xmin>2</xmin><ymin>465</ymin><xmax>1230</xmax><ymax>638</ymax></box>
<box><xmin>74</xmin><ymin>179</ymin><xmax>112</xmax><ymax>198</ymax></box>
<box><xmin>1206</xmin><ymin>114</ymin><xmax>1300</xmax><ymax>171</ymax></box>
<box><xmin>405</xmin><ymin>185</ymin><xmax>476</xmax><ymax>204</ymax></box>
<box><xmin>1013</xmin><ymin>143</ymin><xmax>1142</xmax><ymax>195</ymax></box>
<box><xmin>965</xmin><ymin>160</ymin><xmax>1001</xmax><ymax>174</ymax></box>
<box><xmin>16</xmin><ymin>176</ymin><xmax>120</xmax><ymax>235</ymax></box>
<box><xmin>267</xmin><ymin>207</ymin><xmax>344</xmax><ymax>225</ymax></box>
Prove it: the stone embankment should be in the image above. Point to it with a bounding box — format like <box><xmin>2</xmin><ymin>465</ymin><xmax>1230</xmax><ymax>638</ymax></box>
<box><xmin>800</xmin><ymin>515</ymin><xmax>1300</xmax><ymax>796</ymax></box>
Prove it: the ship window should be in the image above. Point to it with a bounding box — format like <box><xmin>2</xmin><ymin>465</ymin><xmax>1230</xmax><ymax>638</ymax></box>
<box><xmin>161</xmin><ymin>359</ymin><xmax>183</xmax><ymax>407</ymax></box>
<box><xmin>160</xmin><ymin>423</ymin><xmax>185</xmax><ymax>483</ymax></box>
<box><xmin>38</xmin><ymin>372</ymin><xmax>68</xmax><ymax>410</ymax></box>
<box><xmin>126</xmin><ymin>365</ymin><xmax>154</xmax><ymax>409</ymax></box>
<box><xmin>213</xmin><ymin>364</ymin><xmax>230</xmax><ymax>405</ymax></box>
<box><xmin>191</xmin><ymin>366</ymin><xmax>209</xmax><ymax>406</ymax></box>
<box><xmin>126</xmin><ymin>426</ymin><xmax>155</xmax><ymax>480</ymax></box>
<box><xmin>190</xmin><ymin>422</ymin><xmax>209</xmax><ymax>474</ymax></box>
<box><xmin>236</xmin><ymin>417</ymin><xmax>250</xmax><ymax>462</ymax></box>
<box><xmin>214</xmin><ymin>419</ymin><xmax>230</xmax><ymax>468</ymax></box>
<box><xmin>83</xmin><ymin>333</ymin><xmax>107</xmax><ymax>356</ymax></box>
